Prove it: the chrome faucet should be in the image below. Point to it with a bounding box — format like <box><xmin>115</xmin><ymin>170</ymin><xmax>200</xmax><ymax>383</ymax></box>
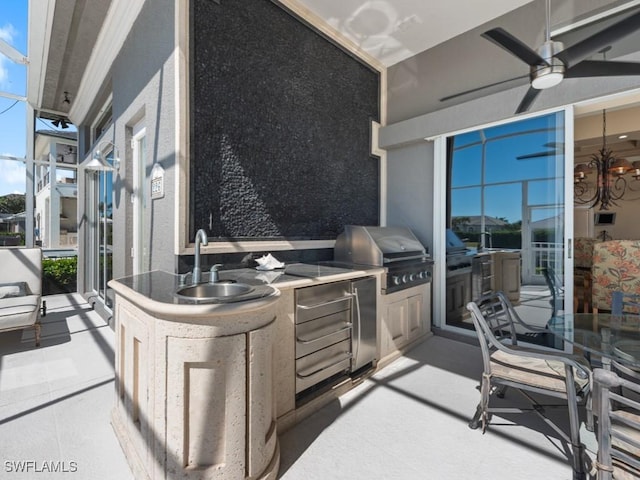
<box><xmin>193</xmin><ymin>229</ymin><xmax>208</xmax><ymax>284</ymax></box>
<box><xmin>209</xmin><ymin>264</ymin><xmax>222</xmax><ymax>284</ymax></box>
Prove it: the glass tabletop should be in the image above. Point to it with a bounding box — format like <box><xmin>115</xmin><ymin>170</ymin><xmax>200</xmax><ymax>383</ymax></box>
<box><xmin>546</xmin><ymin>313</ymin><xmax>640</xmax><ymax>367</ymax></box>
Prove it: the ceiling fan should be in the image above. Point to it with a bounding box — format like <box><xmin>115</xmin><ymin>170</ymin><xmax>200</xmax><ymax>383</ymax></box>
<box><xmin>441</xmin><ymin>1</ymin><xmax>640</xmax><ymax>113</ymax></box>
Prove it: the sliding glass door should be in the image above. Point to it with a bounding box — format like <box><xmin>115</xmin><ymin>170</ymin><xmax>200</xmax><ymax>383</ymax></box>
<box><xmin>437</xmin><ymin>109</ymin><xmax>573</xmax><ymax>340</ymax></box>
<box><xmin>87</xmin><ymin>151</ymin><xmax>115</xmax><ymax>309</ymax></box>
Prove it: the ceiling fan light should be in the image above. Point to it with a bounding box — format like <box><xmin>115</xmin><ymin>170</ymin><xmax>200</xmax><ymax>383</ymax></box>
<box><xmin>531</xmin><ymin>71</ymin><xmax>564</xmax><ymax>89</ymax></box>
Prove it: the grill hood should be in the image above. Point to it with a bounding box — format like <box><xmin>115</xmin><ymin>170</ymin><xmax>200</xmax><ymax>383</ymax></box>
<box><xmin>334</xmin><ymin>226</ymin><xmax>427</xmax><ymax>266</ymax></box>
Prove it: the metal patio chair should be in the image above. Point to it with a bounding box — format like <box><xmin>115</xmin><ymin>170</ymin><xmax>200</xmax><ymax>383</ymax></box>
<box><xmin>542</xmin><ymin>266</ymin><xmax>565</xmax><ymax>317</ymax></box>
<box><xmin>593</xmin><ymin>367</ymin><xmax>640</xmax><ymax>479</ymax></box>
<box><xmin>466</xmin><ymin>292</ymin><xmax>592</xmax><ymax>479</ymax></box>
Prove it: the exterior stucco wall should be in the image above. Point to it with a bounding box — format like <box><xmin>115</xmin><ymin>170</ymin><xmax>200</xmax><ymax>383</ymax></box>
<box><xmin>112</xmin><ymin>0</ymin><xmax>176</xmax><ymax>279</ymax></box>
<box><xmin>385</xmin><ymin>142</ymin><xmax>434</xmax><ymax>253</ymax></box>
<box><xmin>77</xmin><ymin>0</ymin><xmax>177</xmax><ymax>297</ymax></box>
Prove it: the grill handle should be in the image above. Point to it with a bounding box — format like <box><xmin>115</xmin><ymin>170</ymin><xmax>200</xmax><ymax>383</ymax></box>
<box><xmin>383</xmin><ymin>254</ymin><xmax>428</xmax><ymax>263</ymax></box>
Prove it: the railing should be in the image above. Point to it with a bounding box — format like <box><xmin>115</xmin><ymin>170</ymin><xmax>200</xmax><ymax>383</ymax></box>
<box><xmin>530</xmin><ymin>241</ymin><xmax>564</xmax><ymax>276</ymax></box>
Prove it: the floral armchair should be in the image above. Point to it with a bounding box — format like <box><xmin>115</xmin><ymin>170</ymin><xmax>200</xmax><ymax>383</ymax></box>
<box><xmin>592</xmin><ymin>240</ymin><xmax>640</xmax><ymax>313</ymax></box>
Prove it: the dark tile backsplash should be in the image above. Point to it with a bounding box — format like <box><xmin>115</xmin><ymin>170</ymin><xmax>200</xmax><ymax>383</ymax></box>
<box><xmin>189</xmin><ymin>0</ymin><xmax>380</xmax><ymax>243</ymax></box>
<box><xmin>177</xmin><ymin>248</ymin><xmax>335</xmax><ymax>274</ymax></box>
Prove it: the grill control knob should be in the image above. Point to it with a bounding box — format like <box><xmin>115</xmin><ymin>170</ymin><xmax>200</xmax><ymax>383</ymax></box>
<box><xmin>409</xmin><ymin>273</ymin><xmax>415</xmax><ymax>281</ymax></box>
<box><xmin>417</xmin><ymin>271</ymin><xmax>425</xmax><ymax>279</ymax></box>
<box><xmin>402</xmin><ymin>274</ymin><xmax>409</xmax><ymax>284</ymax></box>
<box><xmin>392</xmin><ymin>276</ymin><xmax>401</xmax><ymax>286</ymax></box>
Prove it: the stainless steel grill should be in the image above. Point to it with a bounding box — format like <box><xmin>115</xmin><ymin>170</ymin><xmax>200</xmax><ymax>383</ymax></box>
<box><xmin>445</xmin><ymin>228</ymin><xmax>473</xmax><ymax>273</ymax></box>
<box><xmin>334</xmin><ymin>226</ymin><xmax>433</xmax><ymax>294</ymax></box>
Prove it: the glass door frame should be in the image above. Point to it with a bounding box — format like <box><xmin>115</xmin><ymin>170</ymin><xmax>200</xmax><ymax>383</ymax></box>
<box><xmin>132</xmin><ymin>124</ymin><xmax>146</xmax><ymax>275</ymax></box>
<box><xmin>87</xmin><ymin>150</ymin><xmax>115</xmax><ymax>310</ymax></box>
<box><xmin>432</xmin><ymin>106</ymin><xmax>575</xmax><ymax>344</ymax></box>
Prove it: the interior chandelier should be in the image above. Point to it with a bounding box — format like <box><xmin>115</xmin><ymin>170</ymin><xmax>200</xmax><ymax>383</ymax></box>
<box><xmin>574</xmin><ymin>109</ymin><xmax>640</xmax><ymax>210</ymax></box>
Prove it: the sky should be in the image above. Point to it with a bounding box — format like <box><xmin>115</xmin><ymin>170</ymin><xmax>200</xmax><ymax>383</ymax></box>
<box><xmin>0</xmin><ymin>1</ymin><xmax>27</xmax><ymax>196</ymax></box>
<box><xmin>0</xmin><ymin>2</ymin><xmax>75</xmax><ymax>197</ymax></box>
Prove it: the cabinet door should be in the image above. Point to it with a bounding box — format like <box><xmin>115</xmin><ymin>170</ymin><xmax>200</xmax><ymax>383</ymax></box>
<box><xmin>493</xmin><ymin>252</ymin><xmax>521</xmax><ymax>303</ymax></box>
<box><xmin>407</xmin><ymin>294</ymin><xmax>423</xmax><ymax>340</ymax></box>
<box><xmin>385</xmin><ymin>299</ymin><xmax>408</xmax><ymax>351</ymax></box>
<box><xmin>445</xmin><ymin>274</ymin><xmax>471</xmax><ymax>322</ymax></box>
<box><xmin>501</xmin><ymin>255</ymin><xmax>521</xmax><ymax>303</ymax></box>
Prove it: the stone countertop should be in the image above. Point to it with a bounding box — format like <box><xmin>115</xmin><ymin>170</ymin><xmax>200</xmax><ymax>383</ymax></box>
<box><xmin>224</xmin><ymin>262</ymin><xmax>384</xmax><ymax>289</ymax></box>
<box><xmin>108</xmin><ymin>263</ymin><xmax>383</xmax><ymax>320</ymax></box>
<box><xmin>109</xmin><ymin>270</ymin><xmax>279</xmax><ymax>320</ymax></box>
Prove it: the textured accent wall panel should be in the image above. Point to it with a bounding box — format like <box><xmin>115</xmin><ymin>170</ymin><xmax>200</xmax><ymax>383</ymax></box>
<box><xmin>190</xmin><ymin>0</ymin><xmax>380</xmax><ymax>241</ymax></box>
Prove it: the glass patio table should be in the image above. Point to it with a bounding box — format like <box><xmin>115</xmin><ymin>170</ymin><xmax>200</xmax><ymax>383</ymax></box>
<box><xmin>545</xmin><ymin>313</ymin><xmax>640</xmax><ymax>368</ymax></box>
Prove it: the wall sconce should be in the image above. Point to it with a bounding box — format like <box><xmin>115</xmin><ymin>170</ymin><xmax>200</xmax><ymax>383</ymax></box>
<box><xmin>84</xmin><ymin>141</ymin><xmax>120</xmax><ymax>172</ymax></box>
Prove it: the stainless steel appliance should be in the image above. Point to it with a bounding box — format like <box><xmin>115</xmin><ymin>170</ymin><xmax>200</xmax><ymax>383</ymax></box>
<box><xmin>445</xmin><ymin>228</ymin><xmax>473</xmax><ymax>273</ymax></box>
<box><xmin>350</xmin><ymin>276</ymin><xmax>377</xmax><ymax>372</ymax></box>
<box><xmin>445</xmin><ymin>229</ymin><xmax>473</xmax><ymax>322</ymax></box>
<box><xmin>471</xmin><ymin>254</ymin><xmax>494</xmax><ymax>300</ymax></box>
<box><xmin>334</xmin><ymin>226</ymin><xmax>433</xmax><ymax>294</ymax></box>
<box><xmin>294</xmin><ymin>276</ymin><xmax>377</xmax><ymax>398</ymax></box>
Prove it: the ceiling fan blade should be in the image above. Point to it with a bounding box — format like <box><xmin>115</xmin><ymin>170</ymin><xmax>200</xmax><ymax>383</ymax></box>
<box><xmin>565</xmin><ymin>59</ymin><xmax>640</xmax><ymax>78</ymax></box>
<box><xmin>439</xmin><ymin>74</ymin><xmax>529</xmax><ymax>102</ymax></box>
<box><xmin>517</xmin><ymin>151</ymin><xmax>558</xmax><ymax>160</ymax></box>
<box><xmin>556</xmin><ymin>10</ymin><xmax>640</xmax><ymax>68</ymax></box>
<box><xmin>482</xmin><ymin>28</ymin><xmax>548</xmax><ymax>66</ymax></box>
<box><xmin>515</xmin><ymin>87</ymin><xmax>541</xmax><ymax>114</ymax></box>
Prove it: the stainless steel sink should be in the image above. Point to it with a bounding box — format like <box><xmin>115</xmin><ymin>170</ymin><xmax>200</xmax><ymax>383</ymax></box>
<box><xmin>176</xmin><ymin>282</ymin><xmax>254</xmax><ymax>300</ymax></box>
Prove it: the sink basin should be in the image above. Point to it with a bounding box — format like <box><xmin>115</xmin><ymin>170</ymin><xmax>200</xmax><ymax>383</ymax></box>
<box><xmin>176</xmin><ymin>282</ymin><xmax>254</xmax><ymax>300</ymax></box>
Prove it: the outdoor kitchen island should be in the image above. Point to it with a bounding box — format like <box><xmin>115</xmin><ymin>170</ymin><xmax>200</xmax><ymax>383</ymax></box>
<box><xmin>108</xmin><ymin>263</ymin><xmax>430</xmax><ymax>480</ymax></box>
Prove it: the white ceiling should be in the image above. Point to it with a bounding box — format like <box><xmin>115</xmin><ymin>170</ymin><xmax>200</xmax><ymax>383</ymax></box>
<box><xmin>294</xmin><ymin>0</ymin><xmax>534</xmax><ymax>66</ymax></box>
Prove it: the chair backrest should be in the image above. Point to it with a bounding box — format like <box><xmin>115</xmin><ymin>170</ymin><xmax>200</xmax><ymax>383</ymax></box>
<box><xmin>542</xmin><ymin>266</ymin><xmax>564</xmax><ymax>295</ymax></box>
<box><xmin>593</xmin><ymin>368</ymin><xmax>640</xmax><ymax>479</ymax></box>
<box><xmin>542</xmin><ymin>266</ymin><xmax>564</xmax><ymax>316</ymax></box>
<box><xmin>0</xmin><ymin>247</ymin><xmax>43</xmax><ymax>295</ymax></box>
<box><xmin>592</xmin><ymin>240</ymin><xmax>640</xmax><ymax>312</ymax></box>
<box><xmin>612</xmin><ymin>291</ymin><xmax>640</xmax><ymax>316</ymax></box>
<box><xmin>466</xmin><ymin>292</ymin><xmax>520</xmax><ymax>373</ymax></box>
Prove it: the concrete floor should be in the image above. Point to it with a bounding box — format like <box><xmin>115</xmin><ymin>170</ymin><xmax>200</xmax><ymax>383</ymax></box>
<box><xmin>0</xmin><ymin>293</ymin><xmax>133</xmax><ymax>479</ymax></box>
<box><xmin>279</xmin><ymin>333</ymin><xmax>596</xmax><ymax>480</ymax></box>
<box><xmin>0</xmin><ymin>293</ymin><xmax>595</xmax><ymax>480</ymax></box>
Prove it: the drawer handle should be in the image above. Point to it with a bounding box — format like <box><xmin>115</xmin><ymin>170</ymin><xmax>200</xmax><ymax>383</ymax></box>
<box><xmin>296</xmin><ymin>352</ymin><xmax>352</xmax><ymax>379</ymax></box>
<box><xmin>296</xmin><ymin>323</ymin><xmax>352</xmax><ymax>344</ymax></box>
<box><xmin>297</xmin><ymin>295</ymin><xmax>353</xmax><ymax>310</ymax></box>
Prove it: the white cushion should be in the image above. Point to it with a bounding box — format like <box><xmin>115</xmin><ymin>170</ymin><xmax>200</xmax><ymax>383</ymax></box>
<box><xmin>0</xmin><ymin>282</ymin><xmax>28</xmax><ymax>299</ymax></box>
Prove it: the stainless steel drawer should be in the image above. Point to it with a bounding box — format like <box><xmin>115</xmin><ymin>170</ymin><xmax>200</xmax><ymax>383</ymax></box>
<box><xmin>296</xmin><ymin>281</ymin><xmax>351</xmax><ymax>324</ymax></box>
<box><xmin>295</xmin><ymin>309</ymin><xmax>352</xmax><ymax>359</ymax></box>
<box><xmin>295</xmin><ymin>339</ymin><xmax>351</xmax><ymax>394</ymax></box>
